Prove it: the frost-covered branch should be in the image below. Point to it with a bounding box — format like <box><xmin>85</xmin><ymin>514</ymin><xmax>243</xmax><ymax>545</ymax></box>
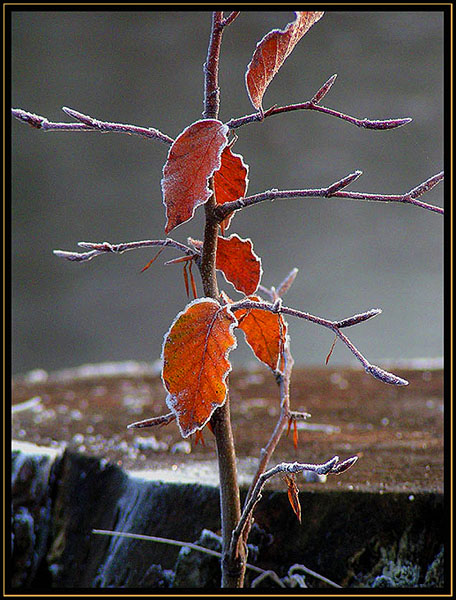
<box><xmin>226</xmin><ymin>73</ymin><xmax>413</xmax><ymax>131</ymax></box>
<box><xmin>53</xmin><ymin>238</ymin><xmax>197</xmax><ymax>263</ymax></box>
<box><xmin>214</xmin><ymin>170</ymin><xmax>444</xmax><ymax>220</ymax></box>
<box><xmin>11</xmin><ymin>107</ymin><xmax>174</xmax><ymax>145</ymax></box>
<box><xmin>229</xmin><ymin>455</ymin><xmax>358</xmax><ymax>561</ymax></box>
<box><xmin>220</xmin><ymin>11</ymin><xmax>240</xmax><ymax>28</ymax></box>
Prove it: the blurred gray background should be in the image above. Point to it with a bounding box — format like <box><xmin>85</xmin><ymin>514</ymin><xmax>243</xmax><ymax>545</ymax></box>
<box><xmin>11</xmin><ymin>10</ymin><xmax>444</xmax><ymax>376</ymax></box>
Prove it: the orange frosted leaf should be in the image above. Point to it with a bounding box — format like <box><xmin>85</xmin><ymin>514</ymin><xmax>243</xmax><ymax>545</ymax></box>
<box><xmin>213</xmin><ymin>145</ymin><xmax>249</xmax><ymax>233</ymax></box>
<box><xmin>162</xmin><ymin>298</ymin><xmax>238</xmax><ymax>438</ymax></box>
<box><xmin>216</xmin><ymin>235</ymin><xmax>262</xmax><ymax>296</ymax></box>
<box><xmin>161</xmin><ymin>119</ymin><xmax>229</xmax><ymax>233</ymax></box>
<box><xmin>237</xmin><ymin>296</ymin><xmax>287</xmax><ymax>371</ymax></box>
<box><xmin>245</xmin><ymin>11</ymin><xmax>324</xmax><ymax>111</ymax></box>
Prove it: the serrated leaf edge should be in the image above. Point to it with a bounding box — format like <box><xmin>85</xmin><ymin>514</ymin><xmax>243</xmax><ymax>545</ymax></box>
<box><xmin>217</xmin><ymin>233</ymin><xmax>263</xmax><ymax>296</ymax></box>
<box><xmin>161</xmin><ymin>297</ymin><xmax>239</xmax><ymax>437</ymax></box>
<box><xmin>161</xmin><ymin>118</ymin><xmax>230</xmax><ymax>233</ymax></box>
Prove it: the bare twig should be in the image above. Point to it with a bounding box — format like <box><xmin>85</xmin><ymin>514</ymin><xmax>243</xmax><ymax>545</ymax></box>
<box><xmin>11</xmin><ymin>107</ymin><xmax>174</xmax><ymax>145</ymax></box>
<box><xmin>92</xmin><ymin>528</ymin><xmax>265</xmax><ymax>576</ymax></box>
<box><xmin>53</xmin><ymin>238</ymin><xmax>197</xmax><ymax>263</ymax></box>
<box><xmin>275</xmin><ymin>267</ymin><xmax>299</xmax><ymax>298</ymax></box>
<box><xmin>220</xmin><ymin>11</ymin><xmax>240</xmax><ymax>28</ymax></box>
<box><xmin>214</xmin><ymin>170</ymin><xmax>444</xmax><ymax>221</ymax></box>
<box><xmin>226</xmin><ymin>74</ymin><xmax>412</xmax><ymax>131</ymax></box>
<box><xmin>126</xmin><ymin>412</ymin><xmax>176</xmax><ymax>429</ymax></box>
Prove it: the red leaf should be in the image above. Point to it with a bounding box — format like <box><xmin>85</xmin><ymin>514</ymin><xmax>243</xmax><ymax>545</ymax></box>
<box><xmin>162</xmin><ymin>299</ymin><xmax>238</xmax><ymax>437</ymax></box>
<box><xmin>216</xmin><ymin>235</ymin><xmax>262</xmax><ymax>296</ymax></box>
<box><xmin>245</xmin><ymin>11</ymin><xmax>324</xmax><ymax>111</ymax></box>
<box><xmin>236</xmin><ymin>296</ymin><xmax>287</xmax><ymax>371</ymax></box>
<box><xmin>162</xmin><ymin>119</ymin><xmax>229</xmax><ymax>233</ymax></box>
<box><xmin>213</xmin><ymin>145</ymin><xmax>249</xmax><ymax>233</ymax></box>
<box><xmin>187</xmin><ymin>235</ymin><xmax>262</xmax><ymax>296</ymax></box>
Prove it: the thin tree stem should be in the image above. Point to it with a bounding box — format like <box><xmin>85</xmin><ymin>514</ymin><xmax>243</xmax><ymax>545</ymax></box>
<box><xmin>201</xmin><ymin>11</ymin><xmax>246</xmax><ymax>589</ymax></box>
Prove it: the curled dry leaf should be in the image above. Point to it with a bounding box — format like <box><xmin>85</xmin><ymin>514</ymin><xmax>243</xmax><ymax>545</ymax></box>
<box><xmin>325</xmin><ymin>335</ymin><xmax>337</xmax><ymax>365</ymax></box>
<box><xmin>213</xmin><ymin>145</ymin><xmax>249</xmax><ymax>234</ymax></box>
<box><xmin>283</xmin><ymin>474</ymin><xmax>301</xmax><ymax>523</ymax></box>
<box><xmin>286</xmin><ymin>416</ymin><xmax>299</xmax><ymax>450</ymax></box>
<box><xmin>162</xmin><ymin>298</ymin><xmax>238</xmax><ymax>437</ymax></box>
<box><xmin>236</xmin><ymin>295</ymin><xmax>287</xmax><ymax>372</ymax></box>
<box><xmin>246</xmin><ymin>11</ymin><xmax>324</xmax><ymax>112</ymax></box>
<box><xmin>216</xmin><ymin>234</ymin><xmax>262</xmax><ymax>296</ymax></box>
<box><xmin>161</xmin><ymin>119</ymin><xmax>229</xmax><ymax>233</ymax></box>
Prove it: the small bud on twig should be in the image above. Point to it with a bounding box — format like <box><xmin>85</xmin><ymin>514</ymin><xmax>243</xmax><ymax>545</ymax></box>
<box><xmin>325</xmin><ymin>170</ymin><xmax>363</xmax><ymax>196</ymax></box>
<box><xmin>311</xmin><ymin>73</ymin><xmax>338</xmax><ymax>104</ymax></box>
<box><xmin>365</xmin><ymin>364</ymin><xmax>409</xmax><ymax>386</ymax></box>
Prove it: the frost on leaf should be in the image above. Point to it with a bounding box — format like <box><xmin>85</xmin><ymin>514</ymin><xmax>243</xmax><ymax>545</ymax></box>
<box><xmin>161</xmin><ymin>119</ymin><xmax>229</xmax><ymax>233</ymax></box>
<box><xmin>236</xmin><ymin>296</ymin><xmax>287</xmax><ymax>372</ymax></box>
<box><xmin>187</xmin><ymin>234</ymin><xmax>262</xmax><ymax>297</ymax></box>
<box><xmin>162</xmin><ymin>298</ymin><xmax>238</xmax><ymax>437</ymax></box>
<box><xmin>216</xmin><ymin>235</ymin><xmax>262</xmax><ymax>296</ymax></box>
<box><xmin>213</xmin><ymin>145</ymin><xmax>249</xmax><ymax>234</ymax></box>
<box><xmin>245</xmin><ymin>11</ymin><xmax>324</xmax><ymax>111</ymax></box>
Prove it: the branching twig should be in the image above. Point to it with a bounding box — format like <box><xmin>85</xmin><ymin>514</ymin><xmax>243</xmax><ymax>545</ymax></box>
<box><xmin>214</xmin><ymin>170</ymin><xmax>444</xmax><ymax>221</ymax></box>
<box><xmin>11</xmin><ymin>107</ymin><xmax>174</xmax><ymax>145</ymax></box>
<box><xmin>230</xmin><ymin>455</ymin><xmax>358</xmax><ymax>561</ymax></box>
<box><xmin>53</xmin><ymin>238</ymin><xmax>197</xmax><ymax>263</ymax></box>
<box><xmin>226</xmin><ymin>73</ymin><xmax>412</xmax><ymax>131</ymax></box>
<box><xmin>230</xmin><ymin>299</ymin><xmax>408</xmax><ymax>386</ymax></box>
<box><xmin>220</xmin><ymin>11</ymin><xmax>240</xmax><ymax>28</ymax></box>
